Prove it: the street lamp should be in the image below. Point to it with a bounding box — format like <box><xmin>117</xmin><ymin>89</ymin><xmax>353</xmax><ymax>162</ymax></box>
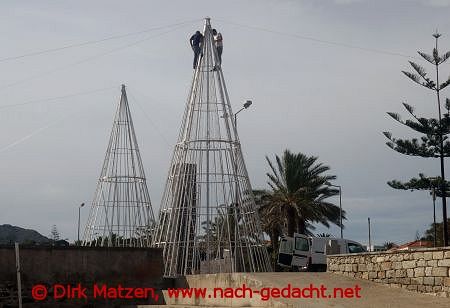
<box><xmin>234</xmin><ymin>100</ymin><xmax>252</xmax><ymax>128</ymax></box>
<box><xmin>232</xmin><ymin>100</ymin><xmax>252</xmax><ymax>271</ymax></box>
<box><xmin>78</xmin><ymin>203</ymin><xmax>85</xmax><ymax>244</ymax></box>
<box><xmin>429</xmin><ymin>177</ymin><xmax>440</xmax><ymax>247</ymax></box>
<box><xmin>433</xmin><ymin>32</ymin><xmax>448</xmax><ymax>246</ymax></box>
<box><xmin>326</xmin><ymin>182</ymin><xmax>343</xmax><ymax>238</ymax></box>
<box><xmin>431</xmin><ymin>186</ymin><xmax>437</xmax><ymax>247</ymax></box>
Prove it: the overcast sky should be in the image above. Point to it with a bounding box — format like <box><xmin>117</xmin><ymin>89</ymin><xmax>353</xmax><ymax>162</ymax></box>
<box><xmin>0</xmin><ymin>0</ymin><xmax>449</xmax><ymax>246</ymax></box>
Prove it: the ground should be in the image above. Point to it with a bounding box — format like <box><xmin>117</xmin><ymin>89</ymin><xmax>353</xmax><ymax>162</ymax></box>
<box><xmin>147</xmin><ymin>272</ymin><xmax>450</xmax><ymax>307</ymax></box>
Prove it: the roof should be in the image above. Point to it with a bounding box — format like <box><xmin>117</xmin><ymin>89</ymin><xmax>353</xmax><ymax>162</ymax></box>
<box><xmin>392</xmin><ymin>240</ymin><xmax>433</xmax><ymax>251</ymax></box>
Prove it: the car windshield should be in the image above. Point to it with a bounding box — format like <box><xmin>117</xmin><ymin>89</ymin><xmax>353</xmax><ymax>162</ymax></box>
<box><xmin>348</xmin><ymin>242</ymin><xmax>366</xmax><ymax>253</ymax></box>
<box><xmin>295</xmin><ymin>237</ymin><xmax>309</xmax><ymax>251</ymax></box>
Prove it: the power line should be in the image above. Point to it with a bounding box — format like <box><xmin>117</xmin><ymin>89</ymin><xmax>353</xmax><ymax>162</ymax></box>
<box><xmin>0</xmin><ymin>86</ymin><xmax>115</xmax><ymax>110</ymax></box>
<box><xmin>217</xmin><ymin>19</ymin><xmax>416</xmax><ymax>59</ymax></box>
<box><xmin>0</xmin><ymin>19</ymin><xmax>200</xmax><ymax>63</ymax></box>
<box><xmin>127</xmin><ymin>88</ymin><xmax>171</xmax><ymax>147</ymax></box>
<box><xmin>0</xmin><ymin>23</ymin><xmax>192</xmax><ymax>91</ymax></box>
<box><xmin>0</xmin><ymin>109</ymin><xmax>83</xmax><ymax>153</ymax></box>
<box><xmin>0</xmin><ymin>85</ymin><xmax>119</xmax><ymax>152</ymax></box>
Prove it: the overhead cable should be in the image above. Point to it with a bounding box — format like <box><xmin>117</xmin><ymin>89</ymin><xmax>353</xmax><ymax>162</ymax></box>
<box><xmin>217</xmin><ymin>19</ymin><xmax>416</xmax><ymax>59</ymax></box>
<box><xmin>0</xmin><ymin>19</ymin><xmax>201</xmax><ymax>63</ymax></box>
<box><xmin>0</xmin><ymin>23</ymin><xmax>192</xmax><ymax>91</ymax></box>
<box><xmin>0</xmin><ymin>86</ymin><xmax>115</xmax><ymax>110</ymax></box>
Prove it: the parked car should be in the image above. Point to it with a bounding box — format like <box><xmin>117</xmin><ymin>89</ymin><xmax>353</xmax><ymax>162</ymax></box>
<box><xmin>278</xmin><ymin>233</ymin><xmax>366</xmax><ymax>271</ymax></box>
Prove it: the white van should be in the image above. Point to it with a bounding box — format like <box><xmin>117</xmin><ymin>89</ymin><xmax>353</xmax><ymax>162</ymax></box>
<box><xmin>278</xmin><ymin>233</ymin><xmax>366</xmax><ymax>271</ymax></box>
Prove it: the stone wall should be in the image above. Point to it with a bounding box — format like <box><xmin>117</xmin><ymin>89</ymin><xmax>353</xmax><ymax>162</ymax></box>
<box><xmin>0</xmin><ymin>245</ymin><xmax>165</xmax><ymax>306</ymax></box>
<box><xmin>327</xmin><ymin>247</ymin><xmax>450</xmax><ymax>297</ymax></box>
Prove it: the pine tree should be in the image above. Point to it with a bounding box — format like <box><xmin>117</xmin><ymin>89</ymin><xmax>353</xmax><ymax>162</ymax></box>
<box><xmin>383</xmin><ymin>241</ymin><xmax>397</xmax><ymax>250</ymax></box>
<box><xmin>50</xmin><ymin>225</ymin><xmax>60</xmax><ymax>242</ymax></box>
<box><xmin>387</xmin><ymin>173</ymin><xmax>449</xmax><ymax>197</ymax></box>
<box><xmin>383</xmin><ymin>32</ymin><xmax>450</xmax><ymax>245</ymax></box>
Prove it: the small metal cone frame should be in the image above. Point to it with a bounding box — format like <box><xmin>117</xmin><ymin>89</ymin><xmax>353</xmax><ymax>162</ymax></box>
<box><xmin>153</xmin><ymin>18</ymin><xmax>272</xmax><ymax>276</ymax></box>
<box><xmin>82</xmin><ymin>85</ymin><xmax>156</xmax><ymax>247</ymax></box>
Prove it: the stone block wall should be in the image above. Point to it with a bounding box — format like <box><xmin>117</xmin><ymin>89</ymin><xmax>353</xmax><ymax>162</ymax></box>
<box><xmin>327</xmin><ymin>247</ymin><xmax>450</xmax><ymax>297</ymax></box>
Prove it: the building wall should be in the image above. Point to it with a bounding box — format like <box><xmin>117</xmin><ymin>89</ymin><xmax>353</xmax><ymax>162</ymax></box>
<box><xmin>0</xmin><ymin>246</ymin><xmax>165</xmax><ymax>306</ymax></box>
<box><xmin>327</xmin><ymin>247</ymin><xmax>450</xmax><ymax>297</ymax></box>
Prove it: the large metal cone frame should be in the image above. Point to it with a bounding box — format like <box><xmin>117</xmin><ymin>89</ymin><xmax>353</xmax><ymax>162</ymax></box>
<box><xmin>153</xmin><ymin>18</ymin><xmax>272</xmax><ymax>276</ymax></box>
<box><xmin>82</xmin><ymin>85</ymin><xmax>156</xmax><ymax>247</ymax></box>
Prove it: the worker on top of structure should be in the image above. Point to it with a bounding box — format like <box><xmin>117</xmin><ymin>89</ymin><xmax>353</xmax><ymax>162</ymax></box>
<box><xmin>190</xmin><ymin>30</ymin><xmax>204</xmax><ymax>69</ymax></box>
<box><xmin>212</xmin><ymin>29</ymin><xmax>223</xmax><ymax>65</ymax></box>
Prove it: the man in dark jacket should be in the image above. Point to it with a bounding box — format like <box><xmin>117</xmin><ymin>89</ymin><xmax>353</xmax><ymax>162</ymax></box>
<box><xmin>190</xmin><ymin>31</ymin><xmax>203</xmax><ymax>69</ymax></box>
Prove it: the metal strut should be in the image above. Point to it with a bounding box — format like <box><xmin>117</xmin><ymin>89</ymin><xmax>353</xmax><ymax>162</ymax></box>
<box><xmin>82</xmin><ymin>84</ymin><xmax>156</xmax><ymax>247</ymax></box>
<box><xmin>153</xmin><ymin>18</ymin><xmax>272</xmax><ymax>277</ymax></box>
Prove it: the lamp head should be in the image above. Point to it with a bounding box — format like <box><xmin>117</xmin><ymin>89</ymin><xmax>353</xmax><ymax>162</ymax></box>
<box><xmin>243</xmin><ymin>100</ymin><xmax>252</xmax><ymax>109</ymax></box>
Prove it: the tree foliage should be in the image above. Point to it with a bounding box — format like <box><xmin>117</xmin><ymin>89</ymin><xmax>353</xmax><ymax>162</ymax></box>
<box><xmin>384</xmin><ymin>34</ymin><xmax>450</xmax><ymax>201</ymax></box>
<box><xmin>387</xmin><ymin>173</ymin><xmax>450</xmax><ymax>197</ymax></box>
<box><xmin>383</xmin><ymin>241</ymin><xmax>397</xmax><ymax>250</ymax></box>
<box><xmin>262</xmin><ymin>150</ymin><xmax>344</xmax><ymax>237</ymax></box>
<box><xmin>200</xmin><ymin>204</ymin><xmax>241</xmax><ymax>256</ymax></box>
<box><xmin>383</xmin><ymin>103</ymin><xmax>450</xmax><ymax>158</ymax></box>
<box><xmin>316</xmin><ymin>233</ymin><xmax>333</xmax><ymax>238</ymax></box>
<box><xmin>50</xmin><ymin>225</ymin><xmax>60</xmax><ymax>242</ymax></box>
<box><xmin>421</xmin><ymin>219</ymin><xmax>450</xmax><ymax>247</ymax></box>
<box><xmin>254</xmin><ymin>189</ymin><xmax>283</xmax><ymax>268</ymax></box>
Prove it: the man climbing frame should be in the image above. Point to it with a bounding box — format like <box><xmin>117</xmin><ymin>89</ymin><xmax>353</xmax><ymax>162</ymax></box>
<box><xmin>190</xmin><ymin>30</ymin><xmax>204</xmax><ymax>69</ymax></box>
<box><xmin>212</xmin><ymin>29</ymin><xmax>223</xmax><ymax>65</ymax></box>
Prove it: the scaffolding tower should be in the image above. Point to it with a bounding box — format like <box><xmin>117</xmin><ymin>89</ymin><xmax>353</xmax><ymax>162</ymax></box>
<box><xmin>82</xmin><ymin>85</ymin><xmax>155</xmax><ymax>247</ymax></box>
<box><xmin>153</xmin><ymin>18</ymin><xmax>272</xmax><ymax>276</ymax></box>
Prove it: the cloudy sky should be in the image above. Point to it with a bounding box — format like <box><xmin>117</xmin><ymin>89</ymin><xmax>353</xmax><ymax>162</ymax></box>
<box><xmin>0</xmin><ymin>0</ymin><xmax>449</xmax><ymax>246</ymax></box>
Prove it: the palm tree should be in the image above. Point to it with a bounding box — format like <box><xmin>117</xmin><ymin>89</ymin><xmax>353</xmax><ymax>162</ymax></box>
<box><xmin>200</xmin><ymin>204</ymin><xmax>241</xmax><ymax>259</ymax></box>
<box><xmin>316</xmin><ymin>233</ymin><xmax>333</xmax><ymax>237</ymax></box>
<box><xmin>265</xmin><ymin>150</ymin><xmax>344</xmax><ymax>237</ymax></box>
<box><xmin>254</xmin><ymin>189</ymin><xmax>283</xmax><ymax>267</ymax></box>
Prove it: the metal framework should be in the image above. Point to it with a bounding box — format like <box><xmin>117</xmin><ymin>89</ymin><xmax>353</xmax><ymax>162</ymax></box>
<box><xmin>82</xmin><ymin>85</ymin><xmax>155</xmax><ymax>247</ymax></box>
<box><xmin>153</xmin><ymin>18</ymin><xmax>272</xmax><ymax>276</ymax></box>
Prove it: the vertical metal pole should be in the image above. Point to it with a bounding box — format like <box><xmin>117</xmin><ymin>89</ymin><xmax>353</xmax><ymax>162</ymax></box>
<box><xmin>339</xmin><ymin>186</ymin><xmax>343</xmax><ymax>239</ymax></box>
<box><xmin>205</xmin><ymin>18</ymin><xmax>211</xmax><ymax>273</ymax></box>
<box><xmin>326</xmin><ymin>183</ymin><xmax>343</xmax><ymax>239</ymax></box>
<box><xmin>78</xmin><ymin>206</ymin><xmax>81</xmax><ymax>243</ymax></box>
<box><xmin>232</xmin><ymin>105</ymin><xmax>248</xmax><ymax>271</ymax></box>
<box><xmin>78</xmin><ymin>203</ymin><xmax>84</xmax><ymax>244</ymax></box>
<box><xmin>432</xmin><ymin>187</ymin><xmax>437</xmax><ymax>247</ymax></box>
<box><xmin>233</xmin><ymin>113</ymin><xmax>240</xmax><ymax>272</ymax></box>
<box><xmin>434</xmin><ymin>33</ymin><xmax>448</xmax><ymax>246</ymax></box>
<box><xmin>15</xmin><ymin>243</ymin><xmax>22</xmax><ymax>308</ymax></box>
<box><xmin>368</xmin><ymin>217</ymin><xmax>371</xmax><ymax>252</ymax></box>
<box><xmin>234</xmin><ymin>114</ymin><xmax>238</xmax><ymax>272</ymax></box>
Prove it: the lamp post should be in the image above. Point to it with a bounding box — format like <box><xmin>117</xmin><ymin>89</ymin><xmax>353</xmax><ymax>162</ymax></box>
<box><xmin>433</xmin><ymin>32</ymin><xmax>448</xmax><ymax>246</ymax></box>
<box><xmin>431</xmin><ymin>186</ymin><xmax>437</xmax><ymax>247</ymax></box>
<box><xmin>428</xmin><ymin>176</ymin><xmax>440</xmax><ymax>247</ymax></box>
<box><xmin>78</xmin><ymin>203</ymin><xmax>85</xmax><ymax>244</ymax></box>
<box><xmin>234</xmin><ymin>100</ymin><xmax>252</xmax><ymax>128</ymax></box>
<box><xmin>326</xmin><ymin>183</ymin><xmax>343</xmax><ymax>238</ymax></box>
<box><xmin>232</xmin><ymin>100</ymin><xmax>252</xmax><ymax>271</ymax></box>
<box><xmin>368</xmin><ymin>217</ymin><xmax>372</xmax><ymax>252</ymax></box>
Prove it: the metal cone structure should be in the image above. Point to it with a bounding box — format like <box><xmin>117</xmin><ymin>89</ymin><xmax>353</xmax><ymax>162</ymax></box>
<box><xmin>82</xmin><ymin>85</ymin><xmax>155</xmax><ymax>247</ymax></box>
<box><xmin>153</xmin><ymin>18</ymin><xmax>272</xmax><ymax>276</ymax></box>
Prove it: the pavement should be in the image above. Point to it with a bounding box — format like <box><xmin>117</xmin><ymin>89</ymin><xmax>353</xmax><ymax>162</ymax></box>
<box><xmin>141</xmin><ymin>272</ymin><xmax>450</xmax><ymax>307</ymax></box>
<box><xmin>243</xmin><ymin>272</ymin><xmax>450</xmax><ymax>307</ymax></box>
